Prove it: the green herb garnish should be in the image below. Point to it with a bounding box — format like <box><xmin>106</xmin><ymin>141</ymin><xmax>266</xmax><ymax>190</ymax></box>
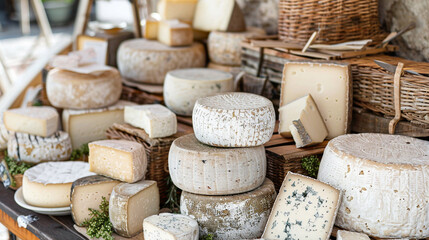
<box><xmin>4</xmin><ymin>151</ymin><xmax>33</xmax><ymax>176</ymax></box>
<box><xmin>82</xmin><ymin>197</ymin><xmax>114</xmax><ymax>240</ymax></box>
<box><xmin>70</xmin><ymin>143</ymin><xmax>89</xmax><ymax>161</ymax></box>
<box><xmin>202</xmin><ymin>233</ymin><xmax>214</xmax><ymax>240</ymax></box>
<box><xmin>164</xmin><ymin>176</ymin><xmax>180</xmax><ymax>213</ymax></box>
<box><xmin>301</xmin><ymin>155</ymin><xmax>321</xmax><ymax>178</ymax></box>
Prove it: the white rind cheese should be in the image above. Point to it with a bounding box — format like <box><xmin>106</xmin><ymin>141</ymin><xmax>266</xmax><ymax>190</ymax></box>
<box><xmin>46</xmin><ymin>68</ymin><xmax>122</xmax><ymax>109</ymax></box>
<box><xmin>337</xmin><ymin>230</ymin><xmax>370</xmax><ymax>240</ymax></box>
<box><xmin>208</xmin><ymin>27</ymin><xmax>265</xmax><ymax>66</ymax></box>
<box><xmin>318</xmin><ymin>133</ymin><xmax>429</xmax><ymax>239</ymax></box>
<box><xmin>169</xmin><ymin>134</ymin><xmax>266</xmax><ymax>195</ymax></box>
<box><xmin>117</xmin><ymin>39</ymin><xmax>205</xmax><ymax>84</ymax></box>
<box><xmin>164</xmin><ymin>68</ymin><xmax>234</xmax><ymax>116</ymax></box>
<box><xmin>4</xmin><ymin>106</ymin><xmax>58</xmax><ymax>137</ymax></box>
<box><xmin>109</xmin><ymin>180</ymin><xmax>160</xmax><ymax>237</ymax></box>
<box><xmin>158</xmin><ymin>20</ymin><xmax>193</xmax><ymax>47</ymax></box>
<box><xmin>8</xmin><ymin>131</ymin><xmax>72</xmax><ymax>163</ymax></box>
<box><xmin>124</xmin><ymin>104</ymin><xmax>177</xmax><ymax>138</ymax></box>
<box><xmin>143</xmin><ymin>213</ymin><xmax>199</xmax><ymax>240</ymax></box>
<box><xmin>0</xmin><ymin>123</ymin><xmax>12</xmax><ymax>150</ymax></box>
<box><xmin>193</xmin><ymin>92</ymin><xmax>275</xmax><ymax>147</ymax></box>
<box><xmin>22</xmin><ymin>161</ymin><xmax>95</xmax><ymax>208</ymax></box>
<box><xmin>180</xmin><ymin>178</ymin><xmax>276</xmax><ymax>240</ymax></box>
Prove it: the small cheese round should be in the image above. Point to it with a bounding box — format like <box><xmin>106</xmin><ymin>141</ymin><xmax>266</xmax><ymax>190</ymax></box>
<box><xmin>169</xmin><ymin>134</ymin><xmax>266</xmax><ymax>195</ymax></box>
<box><xmin>46</xmin><ymin>68</ymin><xmax>122</xmax><ymax>109</ymax></box>
<box><xmin>193</xmin><ymin>92</ymin><xmax>275</xmax><ymax>147</ymax></box>
<box><xmin>318</xmin><ymin>133</ymin><xmax>429</xmax><ymax>239</ymax></box>
<box><xmin>208</xmin><ymin>27</ymin><xmax>265</xmax><ymax>66</ymax></box>
<box><xmin>22</xmin><ymin>161</ymin><xmax>95</xmax><ymax>208</ymax></box>
<box><xmin>143</xmin><ymin>213</ymin><xmax>199</xmax><ymax>240</ymax></box>
<box><xmin>163</xmin><ymin>68</ymin><xmax>234</xmax><ymax>116</ymax></box>
<box><xmin>117</xmin><ymin>39</ymin><xmax>206</xmax><ymax>84</ymax></box>
<box><xmin>180</xmin><ymin>178</ymin><xmax>276</xmax><ymax>240</ymax></box>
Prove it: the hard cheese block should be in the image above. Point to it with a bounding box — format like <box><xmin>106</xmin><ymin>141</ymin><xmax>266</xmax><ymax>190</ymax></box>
<box><xmin>22</xmin><ymin>161</ymin><xmax>95</xmax><ymax>208</ymax></box>
<box><xmin>144</xmin><ymin>18</ymin><xmax>159</xmax><ymax>40</ymax></box>
<box><xmin>157</xmin><ymin>0</ymin><xmax>198</xmax><ymax>22</ymax></box>
<box><xmin>110</xmin><ymin>180</ymin><xmax>160</xmax><ymax>237</ymax></box>
<box><xmin>0</xmin><ymin>123</ymin><xmax>11</xmax><ymax>150</ymax></box>
<box><xmin>124</xmin><ymin>104</ymin><xmax>177</xmax><ymax>138</ymax></box>
<box><xmin>280</xmin><ymin>62</ymin><xmax>352</xmax><ymax>139</ymax></box>
<box><xmin>318</xmin><ymin>133</ymin><xmax>429</xmax><ymax>239</ymax></box>
<box><xmin>158</xmin><ymin>20</ymin><xmax>193</xmax><ymax>47</ymax></box>
<box><xmin>181</xmin><ymin>178</ymin><xmax>276</xmax><ymax>240</ymax></box>
<box><xmin>263</xmin><ymin>172</ymin><xmax>340</xmax><ymax>240</ymax></box>
<box><xmin>117</xmin><ymin>39</ymin><xmax>205</xmax><ymax>84</ymax></box>
<box><xmin>8</xmin><ymin>131</ymin><xmax>72</xmax><ymax>163</ymax></box>
<box><xmin>4</xmin><ymin>106</ymin><xmax>58</xmax><ymax>137</ymax></box>
<box><xmin>193</xmin><ymin>0</ymin><xmax>246</xmax><ymax>32</ymax></box>
<box><xmin>208</xmin><ymin>27</ymin><xmax>265</xmax><ymax>66</ymax></box>
<box><xmin>164</xmin><ymin>68</ymin><xmax>234</xmax><ymax>116</ymax></box>
<box><xmin>71</xmin><ymin>175</ymin><xmax>120</xmax><ymax>226</ymax></box>
<box><xmin>143</xmin><ymin>213</ymin><xmax>198</xmax><ymax>240</ymax></box>
<box><xmin>63</xmin><ymin>100</ymin><xmax>136</xmax><ymax>149</ymax></box>
<box><xmin>278</xmin><ymin>94</ymin><xmax>328</xmax><ymax>148</ymax></box>
<box><xmin>337</xmin><ymin>230</ymin><xmax>370</xmax><ymax>240</ymax></box>
<box><xmin>46</xmin><ymin>68</ymin><xmax>122</xmax><ymax>109</ymax></box>
<box><xmin>193</xmin><ymin>92</ymin><xmax>275</xmax><ymax>147</ymax></box>
<box><xmin>169</xmin><ymin>134</ymin><xmax>266</xmax><ymax>195</ymax></box>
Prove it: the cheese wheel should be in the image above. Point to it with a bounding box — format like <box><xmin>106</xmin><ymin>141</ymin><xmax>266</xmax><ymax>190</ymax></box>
<box><xmin>180</xmin><ymin>178</ymin><xmax>276</xmax><ymax>240</ymax></box>
<box><xmin>117</xmin><ymin>39</ymin><xmax>206</xmax><ymax>84</ymax></box>
<box><xmin>143</xmin><ymin>213</ymin><xmax>199</xmax><ymax>240</ymax></box>
<box><xmin>318</xmin><ymin>133</ymin><xmax>429</xmax><ymax>239</ymax></box>
<box><xmin>169</xmin><ymin>134</ymin><xmax>266</xmax><ymax>195</ymax></box>
<box><xmin>46</xmin><ymin>68</ymin><xmax>122</xmax><ymax>109</ymax></box>
<box><xmin>163</xmin><ymin>68</ymin><xmax>234</xmax><ymax>116</ymax></box>
<box><xmin>22</xmin><ymin>161</ymin><xmax>95</xmax><ymax>208</ymax></box>
<box><xmin>208</xmin><ymin>27</ymin><xmax>265</xmax><ymax>66</ymax></box>
<box><xmin>193</xmin><ymin>92</ymin><xmax>275</xmax><ymax>147</ymax></box>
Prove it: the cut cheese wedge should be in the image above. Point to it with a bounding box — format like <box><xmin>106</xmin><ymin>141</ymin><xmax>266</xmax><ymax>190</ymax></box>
<box><xmin>143</xmin><ymin>18</ymin><xmax>159</xmax><ymax>40</ymax></box>
<box><xmin>337</xmin><ymin>230</ymin><xmax>370</xmax><ymax>240</ymax></box>
<box><xmin>157</xmin><ymin>0</ymin><xmax>198</xmax><ymax>22</ymax></box>
<box><xmin>4</xmin><ymin>106</ymin><xmax>58</xmax><ymax>137</ymax></box>
<box><xmin>158</xmin><ymin>20</ymin><xmax>193</xmax><ymax>47</ymax></box>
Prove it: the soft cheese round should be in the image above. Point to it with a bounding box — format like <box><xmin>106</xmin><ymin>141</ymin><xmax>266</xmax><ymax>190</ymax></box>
<box><xmin>23</xmin><ymin>161</ymin><xmax>95</xmax><ymax>207</ymax></box>
<box><xmin>193</xmin><ymin>92</ymin><xmax>275</xmax><ymax>147</ymax></box>
<box><xmin>169</xmin><ymin>134</ymin><xmax>266</xmax><ymax>195</ymax></box>
<box><xmin>318</xmin><ymin>133</ymin><xmax>429</xmax><ymax>239</ymax></box>
<box><xmin>117</xmin><ymin>39</ymin><xmax>206</xmax><ymax>84</ymax></box>
<box><xmin>208</xmin><ymin>27</ymin><xmax>265</xmax><ymax>66</ymax></box>
<box><xmin>180</xmin><ymin>178</ymin><xmax>276</xmax><ymax>240</ymax></box>
<box><xmin>46</xmin><ymin>68</ymin><xmax>122</xmax><ymax>109</ymax></box>
<box><xmin>143</xmin><ymin>213</ymin><xmax>198</xmax><ymax>240</ymax></box>
<box><xmin>164</xmin><ymin>68</ymin><xmax>234</xmax><ymax>116</ymax></box>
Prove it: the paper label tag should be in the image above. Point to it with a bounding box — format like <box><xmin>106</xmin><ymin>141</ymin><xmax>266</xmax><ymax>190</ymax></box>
<box><xmin>82</xmin><ymin>40</ymin><xmax>108</xmax><ymax>65</ymax></box>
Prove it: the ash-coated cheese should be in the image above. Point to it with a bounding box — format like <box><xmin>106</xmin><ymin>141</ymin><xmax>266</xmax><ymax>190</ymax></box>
<box><xmin>22</xmin><ymin>161</ymin><xmax>95</xmax><ymax>208</ymax></box>
<box><xmin>158</xmin><ymin>20</ymin><xmax>193</xmax><ymax>47</ymax></box>
<box><xmin>4</xmin><ymin>106</ymin><xmax>58</xmax><ymax>137</ymax></box>
<box><xmin>71</xmin><ymin>175</ymin><xmax>120</xmax><ymax>226</ymax></box>
<box><xmin>208</xmin><ymin>27</ymin><xmax>265</xmax><ymax>66</ymax></box>
<box><xmin>89</xmin><ymin>140</ymin><xmax>147</xmax><ymax>183</ymax></box>
<box><xmin>8</xmin><ymin>131</ymin><xmax>72</xmax><ymax>163</ymax></box>
<box><xmin>117</xmin><ymin>39</ymin><xmax>205</xmax><ymax>84</ymax></box>
<box><xmin>180</xmin><ymin>178</ymin><xmax>276</xmax><ymax>240</ymax></box>
<box><xmin>169</xmin><ymin>134</ymin><xmax>266</xmax><ymax>195</ymax></box>
<box><xmin>164</xmin><ymin>68</ymin><xmax>234</xmax><ymax>116</ymax></box>
<box><xmin>46</xmin><ymin>68</ymin><xmax>122</xmax><ymax>109</ymax></box>
<box><xmin>263</xmin><ymin>172</ymin><xmax>340</xmax><ymax>240</ymax></box>
<box><xmin>143</xmin><ymin>213</ymin><xmax>199</xmax><ymax>240</ymax></box>
<box><xmin>0</xmin><ymin>123</ymin><xmax>11</xmax><ymax>150</ymax></box>
<box><xmin>193</xmin><ymin>92</ymin><xmax>275</xmax><ymax>147</ymax></box>
<box><xmin>318</xmin><ymin>133</ymin><xmax>429</xmax><ymax>239</ymax></box>
<box><xmin>109</xmin><ymin>180</ymin><xmax>160</xmax><ymax>237</ymax></box>
<box><xmin>337</xmin><ymin>230</ymin><xmax>370</xmax><ymax>240</ymax></box>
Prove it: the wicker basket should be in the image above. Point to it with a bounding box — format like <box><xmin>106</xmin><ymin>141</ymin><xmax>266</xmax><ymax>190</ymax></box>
<box><xmin>120</xmin><ymin>86</ymin><xmax>164</xmax><ymax>105</ymax></box>
<box><xmin>278</xmin><ymin>0</ymin><xmax>385</xmax><ymax>44</ymax></box>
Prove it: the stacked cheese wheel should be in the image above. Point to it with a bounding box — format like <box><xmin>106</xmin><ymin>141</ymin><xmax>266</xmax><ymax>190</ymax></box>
<box><xmin>169</xmin><ymin>92</ymin><xmax>276</xmax><ymax>239</ymax></box>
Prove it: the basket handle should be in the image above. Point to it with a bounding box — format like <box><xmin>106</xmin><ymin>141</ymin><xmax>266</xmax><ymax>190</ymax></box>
<box><xmin>388</xmin><ymin>62</ymin><xmax>404</xmax><ymax>134</ymax></box>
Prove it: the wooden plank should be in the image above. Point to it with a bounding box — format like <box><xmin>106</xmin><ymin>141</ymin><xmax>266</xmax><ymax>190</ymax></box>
<box><xmin>289</xmin><ymin>50</ymin><xmax>334</xmax><ymax>60</ymax></box>
<box><xmin>339</xmin><ymin>47</ymin><xmax>389</xmax><ymax>59</ymax></box>
<box><xmin>0</xmin><ymin>208</ymin><xmax>39</xmax><ymax>240</ymax></box>
<box><xmin>72</xmin><ymin>0</ymin><xmax>94</xmax><ymax>46</ymax></box>
<box><xmin>177</xmin><ymin>116</ymin><xmax>192</xmax><ymax>127</ymax></box>
<box><xmin>267</xmin><ymin>141</ymin><xmax>328</xmax><ymax>159</ymax></box>
<box><xmin>251</xmin><ymin>40</ymin><xmax>303</xmax><ymax>50</ymax></box>
<box><xmin>30</xmin><ymin>0</ymin><xmax>53</xmax><ymax>46</ymax></box>
<box><xmin>264</xmin><ymin>134</ymin><xmax>294</xmax><ymax>148</ymax></box>
<box><xmin>132</xmin><ymin>0</ymin><xmax>143</xmax><ymax>38</ymax></box>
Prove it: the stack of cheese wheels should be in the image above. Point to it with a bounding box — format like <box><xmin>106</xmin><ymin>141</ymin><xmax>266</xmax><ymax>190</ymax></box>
<box><xmin>170</xmin><ymin>92</ymin><xmax>276</xmax><ymax>239</ymax></box>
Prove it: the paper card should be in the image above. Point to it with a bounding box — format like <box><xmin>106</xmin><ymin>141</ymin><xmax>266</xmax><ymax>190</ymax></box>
<box><xmin>81</xmin><ymin>40</ymin><xmax>108</xmax><ymax>65</ymax></box>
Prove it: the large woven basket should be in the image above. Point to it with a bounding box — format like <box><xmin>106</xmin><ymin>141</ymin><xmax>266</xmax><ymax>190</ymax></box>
<box><xmin>278</xmin><ymin>0</ymin><xmax>385</xmax><ymax>44</ymax></box>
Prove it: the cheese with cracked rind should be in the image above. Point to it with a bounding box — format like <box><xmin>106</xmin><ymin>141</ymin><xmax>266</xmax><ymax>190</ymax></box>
<box><xmin>337</xmin><ymin>230</ymin><xmax>370</xmax><ymax>240</ymax></box>
<box><xmin>164</xmin><ymin>68</ymin><xmax>234</xmax><ymax>116</ymax></box>
<box><xmin>46</xmin><ymin>68</ymin><xmax>122</xmax><ymax>109</ymax></box>
<box><xmin>192</xmin><ymin>92</ymin><xmax>275</xmax><ymax>147</ymax></box>
<box><xmin>318</xmin><ymin>133</ymin><xmax>429</xmax><ymax>239</ymax></box>
<box><xmin>169</xmin><ymin>134</ymin><xmax>266</xmax><ymax>195</ymax></box>
<box><xmin>109</xmin><ymin>180</ymin><xmax>159</xmax><ymax>237</ymax></box>
<box><xmin>8</xmin><ymin>131</ymin><xmax>72</xmax><ymax>163</ymax></box>
<box><xmin>117</xmin><ymin>39</ymin><xmax>205</xmax><ymax>84</ymax></box>
<box><xmin>143</xmin><ymin>213</ymin><xmax>198</xmax><ymax>240</ymax></box>
<box><xmin>180</xmin><ymin>178</ymin><xmax>276</xmax><ymax>240</ymax></box>
<box><xmin>158</xmin><ymin>20</ymin><xmax>193</xmax><ymax>47</ymax></box>
<box><xmin>4</xmin><ymin>106</ymin><xmax>58</xmax><ymax>137</ymax></box>
<box><xmin>193</xmin><ymin>0</ymin><xmax>246</xmax><ymax>32</ymax></box>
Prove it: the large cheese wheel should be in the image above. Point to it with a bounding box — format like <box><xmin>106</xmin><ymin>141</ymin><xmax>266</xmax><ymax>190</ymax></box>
<box><xmin>163</xmin><ymin>68</ymin><xmax>234</xmax><ymax>116</ymax></box>
<box><xmin>180</xmin><ymin>178</ymin><xmax>276</xmax><ymax>240</ymax></box>
<box><xmin>46</xmin><ymin>68</ymin><xmax>122</xmax><ymax>109</ymax></box>
<box><xmin>169</xmin><ymin>134</ymin><xmax>266</xmax><ymax>195</ymax></box>
<box><xmin>318</xmin><ymin>133</ymin><xmax>429</xmax><ymax>239</ymax></box>
<box><xmin>193</xmin><ymin>92</ymin><xmax>275</xmax><ymax>147</ymax></box>
<box><xmin>117</xmin><ymin>39</ymin><xmax>205</xmax><ymax>84</ymax></box>
<box><xmin>208</xmin><ymin>27</ymin><xmax>265</xmax><ymax>66</ymax></box>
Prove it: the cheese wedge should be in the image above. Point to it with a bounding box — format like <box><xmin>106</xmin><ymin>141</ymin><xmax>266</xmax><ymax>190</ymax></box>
<box><xmin>4</xmin><ymin>106</ymin><xmax>58</xmax><ymax>137</ymax></box>
<box><xmin>157</xmin><ymin>0</ymin><xmax>198</xmax><ymax>22</ymax></box>
<box><xmin>158</xmin><ymin>20</ymin><xmax>193</xmax><ymax>47</ymax></box>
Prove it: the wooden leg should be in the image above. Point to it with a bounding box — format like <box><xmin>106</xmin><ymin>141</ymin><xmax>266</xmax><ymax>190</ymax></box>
<box><xmin>72</xmin><ymin>0</ymin><xmax>93</xmax><ymax>49</ymax></box>
<box><xmin>132</xmin><ymin>0</ymin><xmax>143</xmax><ymax>38</ymax></box>
<box><xmin>30</xmin><ymin>0</ymin><xmax>53</xmax><ymax>47</ymax></box>
<box><xmin>0</xmin><ymin>45</ymin><xmax>12</xmax><ymax>94</ymax></box>
<box><xmin>20</xmin><ymin>0</ymin><xmax>31</xmax><ymax>35</ymax></box>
